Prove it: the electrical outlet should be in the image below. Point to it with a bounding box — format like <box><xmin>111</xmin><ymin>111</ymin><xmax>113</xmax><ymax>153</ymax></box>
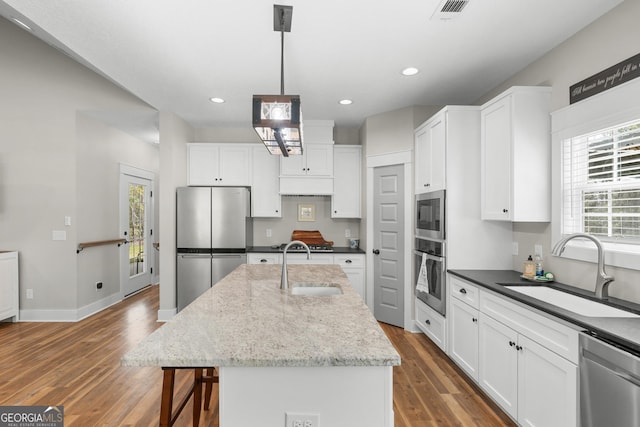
<box><xmin>345</xmin><ymin>229</ymin><xmax>351</xmax><ymax>238</ymax></box>
<box><xmin>266</xmin><ymin>228</ymin><xmax>272</xmax><ymax>238</ymax></box>
<box><xmin>96</xmin><ymin>281</ymin><xmax>103</xmax><ymax>291</ymax></box>
<box><xmin>285</xmin><ymin>413</ymin><xmax>319</xmax><ymax>427</ymax></box>
<box><xmin>26</xmin><ymin>289</ymin><xmax>34</xmax><ymax>299</ymax></box>
<box><xmin>512</xmin><ymin>241</ymin><xmax>519</xmax><ymax>256</ymax></box>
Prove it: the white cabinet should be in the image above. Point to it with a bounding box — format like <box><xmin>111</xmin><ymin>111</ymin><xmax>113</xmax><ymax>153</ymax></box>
<box><xmin>414</xmin><ymin>112</ymin><xmax>446</xmax><ymax>193</ymax></box>
<box><xmin>415</xmin><ymin>298</ymin><xmax>446</xmax><ymax>352</ymax></box>
<box><xmin>251</xmin><ymin>146</ymin><xmax>281</xmax><ymax>217</ymax></box>
<box><xmin>247</xmin><ymin>253</ymin><xmax>282</xmax><ymax>264</ymax></box>
<box><xmin>334</xmin><ymin>254</ymin><xmax>365</xmax><ymax>298</ymax></box>
<box><xmin>280</xmin><ymin>143</ymin><xmax>334</xmax><ymax>177</ymax></box>
<box><xmin>480</xmin><ymin>86</ymin><xmax>552</xmax><ymax>221</ymax></box>
<box><xmin>478</xmin><ymin>290</ymin><xmax>579</xmax><ymax>426</ymax></box>
<box><xmin>188</xmin><ymin>143</ymin><xmax>251</xmax><ymax>186</ymax></box>
<box><xmin>0</xmin><ymin>251</ymin><xmax>19</xmax><ymax>322</ymax></box>
<box><xmin>449</xmin><ymin>279</ymin><xmax>479</xmax><ymax>380</ymax></box>
<box><xmin>332</xmin><ymin>145</ymin><xmax>361</xmax><ymax>218</ymax></box>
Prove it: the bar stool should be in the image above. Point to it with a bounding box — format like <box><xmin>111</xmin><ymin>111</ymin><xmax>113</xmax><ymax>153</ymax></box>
<box><xmin>159</xmin><ymin>367</ymin><xmax>219</xmax><ymax>427</ymax></box>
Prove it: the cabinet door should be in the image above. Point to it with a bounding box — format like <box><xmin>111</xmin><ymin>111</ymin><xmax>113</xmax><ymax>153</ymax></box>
<box><xmin>450</xmin><ymin>298</ymin><xmax>479</xmax><ymax>380</ymax></box>
<box><xmin>481</xmin><ymin>97</ymin><xmax>512</xmax><ymax>220</ymax></box>
<box><xmin>342</xmin><ymin>268</ymin><xmax>365</xmax><ymax>299</ymax></box>
<box><xmin>414</xmin><ymin>126</ymin><xmax>430</xmax><ymax>194</ymax></box>
<box><xmin>517</xmin><ymin>335</ymin><xmax>578</xmax><ymax>427</ymax></box>
<box><xmin>428</xmin><ymin>116</ymin><xmax>446</xmax><ymax>191</ymax></box>
<box><xmin>251</xmin><ymin>146</ymin><xmax>281</xmax><ymax>217</ymax></box>
<box><xmin>332</xmin><ymin>146</ymin><xmax>361</xmax><ymax>218</ymax></box>
<box><xmin>280</xmin><ymin>152</ymin><xmax>306</xmax><ymax>176</ymax></box>
<box><xmin>305</xmin><ymin>144</ymin><xmax>333</xmax><ymax>176</ymax></box>
<box><xmin>479</xmin><ymin>313</ymin><xmax>518</xmax><ymax>418</ymax></box>
<box><xmin>218</xmin><ymin>145</ymin><xmax>251</xmax><ymax>186</ymax></box>
<box><xmin>188</xmin><ymin>144</ymin><xmax>219</xmax><ymax>185</ymax></box>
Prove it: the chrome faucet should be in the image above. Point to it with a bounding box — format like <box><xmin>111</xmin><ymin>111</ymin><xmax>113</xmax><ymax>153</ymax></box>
<box><xmin>551</xmin><ymin>233</ymin><xmax>614</xmax><ymax>299</ymax></box>
<box><xmin>281</xmin><ymin>240</ymin><xmax>311</xmax><ymax>290</ymax></box>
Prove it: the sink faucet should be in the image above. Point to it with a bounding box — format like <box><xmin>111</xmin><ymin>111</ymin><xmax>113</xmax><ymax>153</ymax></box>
<box><xmin>551</xmin><ymin>233</ymin><xmax>614</xmax><ymax>299</ymax></box>
<box><xmin>281</xmin><ymin>240</ymin><xmax>311</xmax><ymax>290</ymax></box>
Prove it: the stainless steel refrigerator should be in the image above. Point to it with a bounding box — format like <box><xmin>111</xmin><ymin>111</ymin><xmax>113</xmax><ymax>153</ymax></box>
<box><xmin>176</xmin><ymin>186</ymin><xmax>252</xmax><ymax>311</ymax></box>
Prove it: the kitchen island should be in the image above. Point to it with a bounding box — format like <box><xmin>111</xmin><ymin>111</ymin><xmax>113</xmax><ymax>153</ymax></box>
<box><xmin>122</xmin><ymin>264</ymin><xmax>400</xmax><ymax>426</ymax></box>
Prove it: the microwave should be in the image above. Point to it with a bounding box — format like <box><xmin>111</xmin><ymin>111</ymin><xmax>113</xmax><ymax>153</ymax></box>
<box><xmin>416</xmin><ymin>190</ymin><xmax>445</xmax><ymax>240</ymax></box>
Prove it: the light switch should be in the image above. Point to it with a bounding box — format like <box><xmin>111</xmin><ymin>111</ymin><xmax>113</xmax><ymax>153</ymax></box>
<box><xmin>64</xmin><ymin>216</ymin><xmax>72</xmax><ymax>226</ymax></box>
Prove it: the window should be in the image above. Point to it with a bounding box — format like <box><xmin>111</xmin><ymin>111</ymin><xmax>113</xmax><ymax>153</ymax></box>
<box><xmin>562</xmin><ymin>119</ymin><xmax>640</xmax><ymax>242</ymax></box>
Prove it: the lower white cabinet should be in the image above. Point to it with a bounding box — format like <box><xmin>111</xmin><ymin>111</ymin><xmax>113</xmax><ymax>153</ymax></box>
<box><xmin>247</xmin><ymin>253</ymin><xmax>281</xmax><ymax>264</ymax></box>
<box><xmin>0</xmin><ymin>251</ymin><xmax>19</xmax><ymax>322</ymax></box>
<box><xmin>334</xmin><ymin>254</ymin><xmax>365</xmax><ymax>298</ymax></box>
<box><xmin>415</xmin><ymin>299</ymin><xmax>446</xmax><ymax>352</ymax></box>
<box><xmin>479</xmin><ymin>314</ymin><xmax>578</xmax><ymax>426</ymax></box>
<box><xmin>445</xmin><ymin>276</ymin><xmax>578</xmax><ymax>426</ymax></box>
<box><xmin>449</xmin><ymin>297</ymin><xmax>479</xmax><ymax>380</ymax></box>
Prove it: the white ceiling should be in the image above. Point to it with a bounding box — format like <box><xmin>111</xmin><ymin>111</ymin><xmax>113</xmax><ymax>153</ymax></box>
<box><xmin>0</xmin><ymin>0</ymin><xmax>624</xmax><ymax>137</ymax></box>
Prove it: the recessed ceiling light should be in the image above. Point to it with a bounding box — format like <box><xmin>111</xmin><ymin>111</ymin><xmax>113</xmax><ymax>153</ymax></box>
<box><xmin>12</xmin><ymin>17</ymin><xmax>32</xmax><ymax>31</ymax></box>
<box><xmin>339</xmin><ymin>99</ymin><xmax>353</xmax><ymax>105</ymax></box>
<box><xmin>209</xmin><ymin>97</ymin><xmax>225</xmax><ymax>104</ymax></box>
<box><xmin>401</xmin><ymin>67</ymin><xmax>419</xmax><ymax>76</ymax></box>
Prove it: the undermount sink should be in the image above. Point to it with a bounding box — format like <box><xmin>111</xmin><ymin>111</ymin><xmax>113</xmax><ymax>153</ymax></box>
<box><xmin>505</xmin><ymin>286</ymin><xmax>640</xmax><ymax>318</ymax></box>
<box><xmin>290</xmin><ymin>282</ymin><xmax>343</xmax><ymax>296</ymax></box>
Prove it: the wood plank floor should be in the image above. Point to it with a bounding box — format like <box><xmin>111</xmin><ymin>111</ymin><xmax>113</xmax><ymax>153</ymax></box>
<box><xmin>0</xmin><ymin>285</ymin><xmax>514</xmax><ymax>426</ymax></box>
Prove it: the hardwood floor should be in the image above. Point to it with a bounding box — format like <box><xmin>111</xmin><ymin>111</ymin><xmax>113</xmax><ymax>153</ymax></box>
<box><xmin>0</xmin><ymin>285</ymin><xmax>514</xmax><ymax>426</ymax></box>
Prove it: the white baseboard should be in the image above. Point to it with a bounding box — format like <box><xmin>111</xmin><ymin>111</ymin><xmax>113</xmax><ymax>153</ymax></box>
<box><xmin>19</xmin><ymin>293</ymin><xmax>122</xmax><ymax>322</ymax></box>
<box><xmin>157</xmin><ymin>308</ymin><xmax>176</xmax><ymax>322</ymax></box>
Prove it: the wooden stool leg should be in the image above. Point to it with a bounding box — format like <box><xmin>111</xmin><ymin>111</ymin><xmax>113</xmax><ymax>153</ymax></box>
<box><xmin>193</xmin><ymin>369</ymin><xmax>203</xmax><ymax>426</ymax></box>
<box><xmin>203</xmin><ymin>368</ymin><xmax>217</xmax><ymax>410</ymax></box>
<box><xmin>159</xmin><ymin>368</ymin><xmax>175</xmax><ymax>427</ymax></box>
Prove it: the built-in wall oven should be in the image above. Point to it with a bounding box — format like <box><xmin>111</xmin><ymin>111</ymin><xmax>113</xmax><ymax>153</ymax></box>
<box><xmin>416</xmin><ymin>190</ymin><xmax>445</xmax><ymax>240</ymax></box>
<box><xmin>414</xmin><ymin>237</ymin><xmax>446</xmax><ymax>316</ymax></box>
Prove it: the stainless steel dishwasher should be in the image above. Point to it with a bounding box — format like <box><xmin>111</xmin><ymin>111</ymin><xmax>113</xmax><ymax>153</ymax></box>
<box><xmin>580</xmin><ymin>331</ymin><xmax>640</xmax><ymax>427</ymax></box>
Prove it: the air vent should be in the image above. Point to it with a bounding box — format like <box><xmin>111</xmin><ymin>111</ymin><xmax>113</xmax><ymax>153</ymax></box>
<box><xmin>432</xmin><ymin>0</ymin><xmax>470</xmax><ymax>20</ymax></box>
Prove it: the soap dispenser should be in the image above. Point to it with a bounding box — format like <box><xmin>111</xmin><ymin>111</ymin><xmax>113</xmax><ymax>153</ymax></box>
<box><xmin>523</xmin><ymin>255</ymin><xmax>535</xmax><ymax>278</ymax></box>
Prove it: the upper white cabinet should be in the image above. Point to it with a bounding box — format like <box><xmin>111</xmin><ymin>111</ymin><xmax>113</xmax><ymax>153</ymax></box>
<box><xmin>332</xmin><ymin>145</ymin><xmax>361</xmax><ymax>218</ymax></box>
<box><xmin>415</xmin><ymin>112</ymin><xmax>446</xmax><ymax>193</ymax></box>
<box><xmin>480</xmin><ymin>86</ymin><xmax>552</xmax><ymax>221</ymax></box>
<box><xmin>280</xmin><ymin>120</ymin><xmax>334</xmax><ymax>195</ymax></box>
<box><xmin>251</xmin><ymin>145</ymin><xmax>281</xmax><ymax>217</ymax></box>
<box><xmin>188</xmin><ymin>143</ymin><xmax>251</xmax><ymax>186</ymax></box>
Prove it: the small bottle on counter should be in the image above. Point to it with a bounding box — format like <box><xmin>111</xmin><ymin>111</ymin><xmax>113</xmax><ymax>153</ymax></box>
<box><xmin>523</xmin><ymin>255</ymin><xmax>535</xmax><ymax>278</ymax></box>
<box><xmin>535</xmin><ymin>254</ymin><xmax>544</xmax><ymax>277</ymax></box>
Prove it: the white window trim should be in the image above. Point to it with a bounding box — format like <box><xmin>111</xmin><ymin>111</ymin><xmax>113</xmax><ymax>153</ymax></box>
<box><xmin>552</xmin><ymin>77</ymin><xmax>640</xmax><ymax>271</ymax></box>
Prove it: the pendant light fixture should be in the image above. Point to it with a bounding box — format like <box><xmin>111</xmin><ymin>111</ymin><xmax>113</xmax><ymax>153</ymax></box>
<box><xmin>252</xmin><ymin>4</ymin><xmax>303</xmax><ymax>157</ymax></box>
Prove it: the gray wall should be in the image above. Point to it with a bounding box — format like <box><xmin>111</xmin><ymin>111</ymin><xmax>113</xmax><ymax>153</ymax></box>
<box><xmin>0</xmin><ymin>16</ymin><xmax>159</xmax><ymax>319</ymax></box>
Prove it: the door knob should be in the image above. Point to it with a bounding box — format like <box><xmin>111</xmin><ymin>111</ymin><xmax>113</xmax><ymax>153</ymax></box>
<box><xmin>373</xmin><ymin>249</ymin><xmax>380</xmax><ymax>255</ymax></box>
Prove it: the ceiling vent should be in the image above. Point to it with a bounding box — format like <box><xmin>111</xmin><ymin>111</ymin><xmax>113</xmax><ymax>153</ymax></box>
<box><xmin>432</xmin><ymin>0</ymin><xmax>470</xmax><ymax>20</ymax></box>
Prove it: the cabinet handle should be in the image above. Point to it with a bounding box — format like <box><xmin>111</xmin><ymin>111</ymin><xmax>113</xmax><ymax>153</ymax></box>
<box><xmin>275</xmin><ymin>210</ymin><xmax>279</xmax><ymax>213</ymax></box>
<box><xmin>345</xmin><ymin>259</ymin><xmax>352</xmax><ymax>264</ymax></box>
<box><xmin>260</xmin><ymin>259</ymin><xmax>268</xmax><ymax>263</ymax></box>
<box><xmin>459</xmin><ymin>288</ymin><xmax>467</xmax><ymax>294</ymax></box>
<box><xmin>472</xmin><ymin>317</ymin><xmax>477</xmax><ymax>323</ymax></box>
<box><xmin>425</xmin><ymin>319</ymin><xmax>431</xmax><ymax>325</ymax></box>
<box><xmin>502</xmin><ymin>208</ymin><xmax>508</xmax><ymax>213</ymax></box>
<box><xmin>424</xmin><ymin>183</ymin><xmax>430</xmax><ymax>187</ymax></box>
<box><xmin>509</xmin><ymin>341</ymin><xmax>516</xmax><ymax>347</ymax></box>
<box><xmin>516</xmin><ymin>345</ymin><xmax>523</xmax><ymax>351</ymax></box>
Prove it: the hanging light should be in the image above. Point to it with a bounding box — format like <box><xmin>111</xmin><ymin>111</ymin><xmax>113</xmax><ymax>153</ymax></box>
<box><xmin>252</xmin><ymin>5</ymin><xmax>303</xmax><ymax>157</ymax></box>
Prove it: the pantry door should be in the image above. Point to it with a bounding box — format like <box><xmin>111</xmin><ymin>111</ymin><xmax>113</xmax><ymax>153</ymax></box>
<box><xmin>372</xmin><ymin>164</ymin><xmax>405</xmax><ymax>327</ymax></box>
<box><xmin>119</xmin><ymin>165</ymin><xmax>154</xmax><ymax>297</ymax></box>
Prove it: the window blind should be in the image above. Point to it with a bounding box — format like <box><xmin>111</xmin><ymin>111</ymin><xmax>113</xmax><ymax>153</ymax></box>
<box><xmin>562</xmin><ymin>119</ymin><xmax>640</xmax><ymax>241</ymax></box>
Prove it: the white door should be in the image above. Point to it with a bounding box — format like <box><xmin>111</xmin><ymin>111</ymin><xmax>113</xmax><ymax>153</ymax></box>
<box><xmin>372</xmin><ymin>164</ymin><xmax>405</xmax><ymax>327</ymax></box>
<box><xmin>120</xmin><ymin>169</ymin><xmax>153</xmax><ymax>297</ymax></box>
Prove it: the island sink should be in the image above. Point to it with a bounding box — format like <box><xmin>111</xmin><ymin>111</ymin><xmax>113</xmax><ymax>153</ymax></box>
<box><xmin>291</xmin><ymin>282</ymin><xmax>343</xmax><ymax>296</ymax></box>
<box><xmin>505</xmin><ymin>286</ymin><xmax>640</xmax><ymax>318</ymax></box>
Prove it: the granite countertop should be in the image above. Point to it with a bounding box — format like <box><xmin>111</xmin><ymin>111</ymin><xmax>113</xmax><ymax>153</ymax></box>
<box><xmin>248</xmin><ymin>246</ymin><xmax>365</xmax><ymax>255</ymax></box>
<box><xmin>122</xmin><ymin>264</ymin><xmax>400</xmax><ymax>368</ymax></box>
<box><xmin>449</xmin><ymin>269</ymin><xmax>640</xmax><ymax>354</ymax></box>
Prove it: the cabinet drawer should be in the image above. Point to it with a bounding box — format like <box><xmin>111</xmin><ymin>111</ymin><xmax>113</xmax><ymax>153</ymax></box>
<box><xmin>333</xmin><ymin>254</ymin><xmax>364</xmax><ymax>268</ymax></box>
<box><xmin>247</xmin><ymin>253</ymin><xmax>281</xmax><ymax>264</ymax></box>
<box><xmin>416</xmin><ymin>299</ymin><xmax>446</xmax><ymax>352</ymax></box>
<box><xmin>480</xmin><ymin>291</ymin><xmax>579</xmax><ymax>364</ymax></box>
<box><xmin>450</xmin><ymin>276</ymin><xmax>480</xmax><ymax>309</ymax></box>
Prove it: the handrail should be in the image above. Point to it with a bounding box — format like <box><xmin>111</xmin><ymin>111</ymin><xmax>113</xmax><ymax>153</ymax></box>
<box><xmin>77</xmin><ymin>238</ymin><xmax>127</xmax><ymax>254</ymax></box>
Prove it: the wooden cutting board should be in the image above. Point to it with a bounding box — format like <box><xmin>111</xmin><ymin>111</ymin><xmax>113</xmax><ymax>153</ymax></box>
<box><xmin>291</xmin><ymin>230</ymin><xmax>334</xmax><ymax>246</ymax></box>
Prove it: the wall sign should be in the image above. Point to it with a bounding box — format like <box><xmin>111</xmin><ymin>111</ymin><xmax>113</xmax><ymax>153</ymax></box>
<box><xmin>570</xmin><ymin>52</ymin><xmax>640</xmax><ymax>104</ymax></box>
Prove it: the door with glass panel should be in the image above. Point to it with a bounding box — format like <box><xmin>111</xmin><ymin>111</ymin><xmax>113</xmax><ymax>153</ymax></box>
<box><xmin>120</xmin><ymin>171</ymin><xmax>153</xmax><ymax>297</ymax></box>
